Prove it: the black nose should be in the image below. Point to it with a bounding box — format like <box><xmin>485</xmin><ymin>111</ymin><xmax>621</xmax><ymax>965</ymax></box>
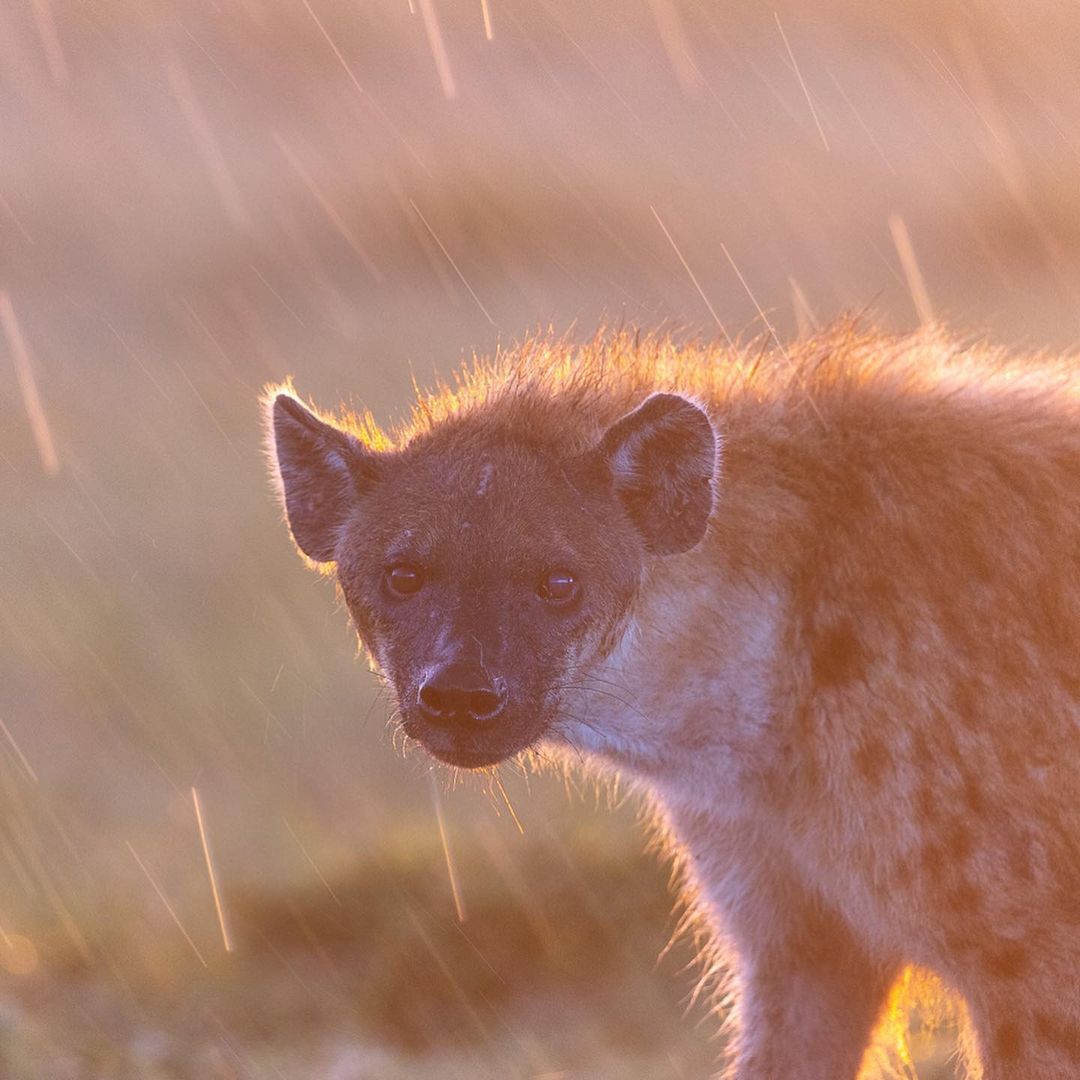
<box><xmin>418</xmin><ymin>663</ymin><xmax>507</xmax><ymax>726</ymax></box>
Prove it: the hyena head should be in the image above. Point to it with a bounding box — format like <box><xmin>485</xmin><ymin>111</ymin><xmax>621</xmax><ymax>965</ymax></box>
<box><xmin>268</xmin><ymin>389</ymin><xmax>718</xmax><ymax>768</ymax></box>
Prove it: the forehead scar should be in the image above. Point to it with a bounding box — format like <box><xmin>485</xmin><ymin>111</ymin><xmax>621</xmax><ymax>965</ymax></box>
<box><xmin>476</xmin><ymin>461</ymin><xmax>495</xmax><ymax>497</ymax></box>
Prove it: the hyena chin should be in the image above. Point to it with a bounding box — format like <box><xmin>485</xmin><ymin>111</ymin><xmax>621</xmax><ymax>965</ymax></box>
<box><xmin>265</xmin><ymin>326</ymin><xmax>1080</xmax><ymax>1080</ymax></box>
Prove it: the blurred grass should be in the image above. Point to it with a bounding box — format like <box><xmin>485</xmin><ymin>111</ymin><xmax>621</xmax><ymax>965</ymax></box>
<box><xmin>1</xmin><ymin>826</ymin><xmax>724</xmax><ymax>1078</ymax></box>
<box><xmin>4</xmin><ymin>0</ymin><xmax>1080</xmax><ymax>1074</ymax></box>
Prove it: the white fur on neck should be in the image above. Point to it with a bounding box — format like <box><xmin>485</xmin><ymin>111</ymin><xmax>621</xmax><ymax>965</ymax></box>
<box><xmin>545</xmin><ymin>564</ymin><xmax>787</xmax><ymax>820</ymax></box>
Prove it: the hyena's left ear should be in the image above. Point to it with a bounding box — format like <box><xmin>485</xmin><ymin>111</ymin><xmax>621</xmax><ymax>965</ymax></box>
<box><xmin>597</xmin><ymin>392</ymin><xmax>719</xmax><ymax>555</ymax></box>
<box><xmin>267</xmin><ymin>392</ymin><xmax>381</xmax><ymax>563</ymax></box>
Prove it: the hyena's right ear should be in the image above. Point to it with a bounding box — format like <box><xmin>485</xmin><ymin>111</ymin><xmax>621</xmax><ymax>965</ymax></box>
<box><xmin>267</xmin><ymin>392</ymin><xmax>381</xmax><ymax>563</ymax></box>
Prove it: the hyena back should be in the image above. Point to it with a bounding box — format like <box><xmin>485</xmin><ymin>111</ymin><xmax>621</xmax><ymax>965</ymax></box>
<box><xmin>265</xmin><ymin>326</ymin><xmax>1080</xmax><ymax>1079</ymax></box>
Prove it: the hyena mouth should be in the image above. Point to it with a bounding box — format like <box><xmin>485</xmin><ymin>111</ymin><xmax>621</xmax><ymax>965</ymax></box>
<box><xmin>401</xmin><ymin>715</ymin><xmax>540</xmax><ymax>770</ymax></box>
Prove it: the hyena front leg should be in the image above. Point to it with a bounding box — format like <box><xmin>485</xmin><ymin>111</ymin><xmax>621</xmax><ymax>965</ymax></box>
<box><xmin>688</xmin><ymin>834</ymin><xmax>899</xmax><ymax>1080</ymax></box>
<box><xmin>723</xmin><ymin>909</ymin><xmax>898</xmax><ymax>1080</ymax></box>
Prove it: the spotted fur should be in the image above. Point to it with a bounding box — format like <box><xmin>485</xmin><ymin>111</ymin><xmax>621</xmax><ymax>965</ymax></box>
<box><xmin>265</xmin><ymin>324</ymin><xmax>1080</xmax><ymax>1079</ymax></box>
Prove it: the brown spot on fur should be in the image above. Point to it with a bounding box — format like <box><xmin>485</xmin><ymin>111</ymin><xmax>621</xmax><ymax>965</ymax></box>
<box><xmin>854</xmin><ymin>737</ymin><xmax>892</xmax><ymax>788</ymax></box>
<box><xmin>1027</xmin><ymin>717</ymin><xmax>1051</xmax><ymax>746</ymax></box>
<box><xmin>1060</xmin><ymin>670</ymin><xmax>1080</xmax><ymax>700</ymax></box>
<box><xmin>993</xmin><ymin>1020</ymin><xmax>1023</xmax><ymax>1060</ymax></box>
<box><xmin>998</xmin><ymin>745</ymin><xmax>1025</xmax><ymax>777</ymax></box>
<box><xmin>1060</xmin><ymin>884</ymin><xmax>1080</xmax><ymax>927</ymax></box>
<box><xmin>943</xmin><ymin>928</ymin><xmax>981</xmax><ymax>957</ymax></box>
<box><xmin>951</xmin><ymin>678</ymin><xmax>981</xmax><ymax>729</ymax></box>
<box><xmin>1036</xmin><ymin>576</ymin><xmax>1075</xmax><ymax>654</ymax></box>
<box><xmin>811</xmin><ymin>621</ymin><xmax>862</xmax><ymax>689</ymax></box>
<box><xmin>984</xmin><ymin>943</ymin><xmax>1029</xmax><ymax>980</ymax></box>
<box><xmin>946</xmin><ymin>881</ymin><xmax>980</xmax><ymax>913</ymax></box>
<box><xmin>956</xmin><ymin>531</ymin><xmax>993</xmax><ymax>584</ymax></box>
<box><xmin>961</xmin><ymin>771</ymin><xmax>987</xmax><ymax>815</ymax></box>
<box><xmin>945</xmin><ymin>824</ymin><xmax>974</xmax><ymax>863</ymax></box>
<box><xmin>1034</xmin><ymin>1013</ymin><xmax>1080</xmax><ymax>1061</ymax></box>
<box><xmin>1006</xmin><ymin>838</ymin><xmax>1035</xmax><ymax>884</ymax></box>
<box><xmin>996</xmin><ymin>645</ymin><xmax>1028</xmax><ymax>687</ymax></box>
<box><xmin>914</xmin><ymin>784</ymin><xmax>939</xmax><ymax>824</ymax></box>
<box><xmin>921</xmin><ymin>843</ymin><xmax>945</xmax><ymax>879</ymax></box>
<box><xmin>865</xmin><ymin>573</ymin><xmax>896</xmax><ymax>604</ymax></box>
<box><xmin>922</xmin><ymin>826</ymin><xmax>974</xmax><ymax>881</ymax></box>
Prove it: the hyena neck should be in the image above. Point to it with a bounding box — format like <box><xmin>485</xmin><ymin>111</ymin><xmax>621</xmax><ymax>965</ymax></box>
<box><xmin>551</xmin><ymin>554</ymin><xmax>794</xmax><ymax>820</ymax></box>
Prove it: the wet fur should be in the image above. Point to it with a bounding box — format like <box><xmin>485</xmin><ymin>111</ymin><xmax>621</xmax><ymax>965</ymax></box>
<box><xmin>266</xmin><ymin>324</ymin><xmax>1080</xmax><ymax>1079</ymax></box>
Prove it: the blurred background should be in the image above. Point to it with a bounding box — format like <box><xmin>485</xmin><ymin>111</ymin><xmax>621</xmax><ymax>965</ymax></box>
<box><xmin>3</xmin><ymin>1</ymin><xmax>1080</xmax><ymax>1076</ymax></box>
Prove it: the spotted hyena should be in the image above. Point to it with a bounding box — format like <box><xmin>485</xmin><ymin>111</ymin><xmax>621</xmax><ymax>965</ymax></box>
<box><xmin>264</xmin><ymin>326</ymin><xmax>1080</xmax><ymax>1079</ymax></box>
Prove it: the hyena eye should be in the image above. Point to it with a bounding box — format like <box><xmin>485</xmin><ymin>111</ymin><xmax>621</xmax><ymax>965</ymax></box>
<box><xmin>385</xmin><ymin>564</ymin><xmax>424</xmax><ymax>597</ymax></box>
<box><xmin>537</xmin><ymin>568</ymin><xmax>579</xmax><ymax>605</ymax></box>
